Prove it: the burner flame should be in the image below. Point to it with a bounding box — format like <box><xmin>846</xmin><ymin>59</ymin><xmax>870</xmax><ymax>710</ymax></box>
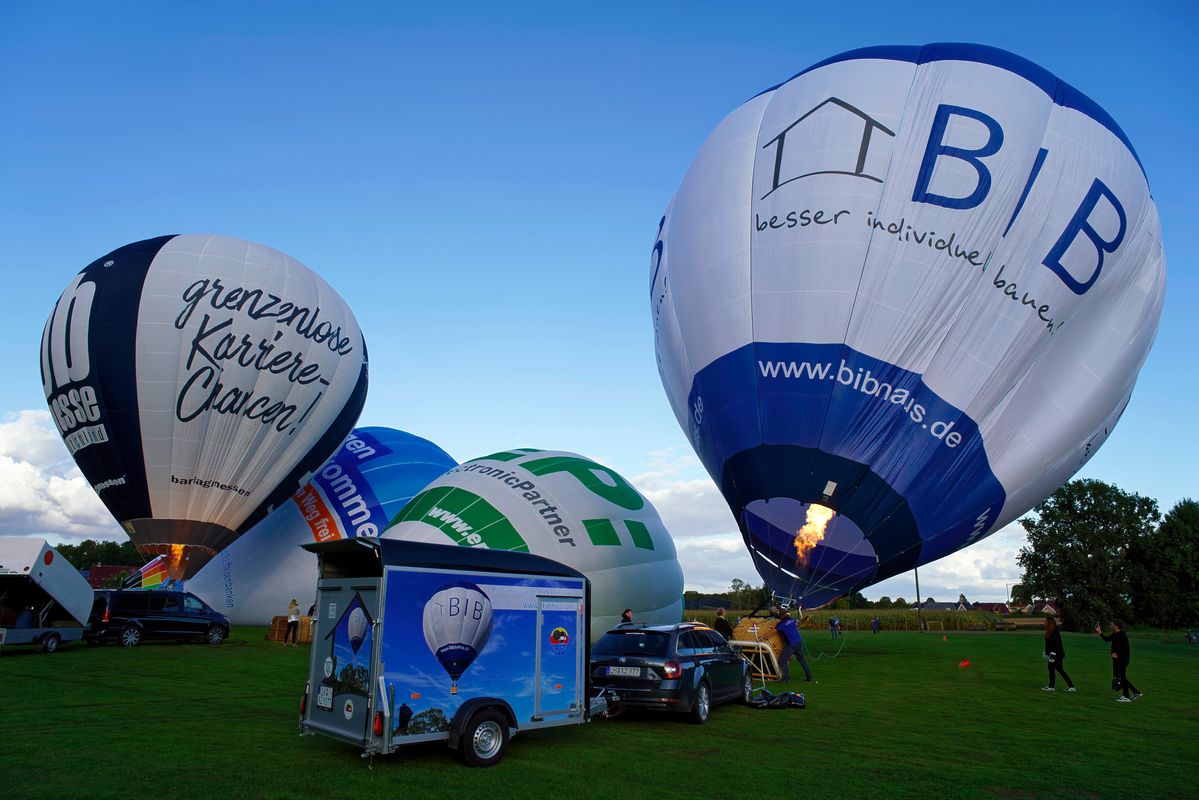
<box><xmin>794</xmin><ymin>504</ymin><xmax>835</xmax><ymax>566</ymax></box>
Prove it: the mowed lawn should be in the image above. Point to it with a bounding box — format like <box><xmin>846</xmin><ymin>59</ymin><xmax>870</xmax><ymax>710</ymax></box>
<box><xmin>1</xmin><ymin>627</ymin><xmax>1194</xmax><ymax>800</ymax></box>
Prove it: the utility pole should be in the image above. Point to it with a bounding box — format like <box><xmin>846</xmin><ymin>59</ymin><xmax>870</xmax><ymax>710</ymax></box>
<box><xmin>914</xmin><ymin>567</ymin><xmax>924</xmax><ymax>632</ymax></box>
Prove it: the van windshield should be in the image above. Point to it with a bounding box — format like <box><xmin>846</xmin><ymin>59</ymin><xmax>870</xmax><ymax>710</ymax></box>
<box><xmin>592</xmin><ymin>630</ymin><xmax>669</xmax><ymax>657</ymax></box>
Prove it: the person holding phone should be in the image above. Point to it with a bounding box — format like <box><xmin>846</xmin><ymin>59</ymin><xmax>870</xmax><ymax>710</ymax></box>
<box><xmin>1097</xmin><ymin>620</ymin><xmax>1141</xmax><ymax>702</ymax></box>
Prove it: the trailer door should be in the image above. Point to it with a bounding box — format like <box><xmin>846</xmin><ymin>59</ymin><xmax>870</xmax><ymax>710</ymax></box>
<box><xmin>533</xmin><ymin>595</ymin><xmax>583</xmax><ymax>721</ymax></box>
<box><xmin>305</xmin><ymin>580</ymin><xmax>379</xmax><ymax>745</ymax></box>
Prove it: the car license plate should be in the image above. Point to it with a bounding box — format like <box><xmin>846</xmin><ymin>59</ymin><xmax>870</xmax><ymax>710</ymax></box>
<box><xmin>317</xmin><ymin>685</ymin><xmax>333</xmax><ymax>711</ymax></box>
<box><xmin>606</xmin><ymin>666</ymin><xmax>640</xmax><ymax>677</ymax></box>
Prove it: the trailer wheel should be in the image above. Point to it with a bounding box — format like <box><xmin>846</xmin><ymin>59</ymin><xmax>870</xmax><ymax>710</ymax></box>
<box><xmin>42</xmin><ymin>633</ymin><xmax>61</xmax><ymax>653</ymax></box>
<box><xmin>458</xmin><ymin>709</ymin><xmax>509</xmax><ymax>767</ymax></box>
<box><xmin>120</xmin><ymin>625</ymin><xmax>142</xmax><ymax>647</ymax></box>
<box><xmin>206</xmin><ymin>626</ymin><xmax>226</xmax><ymax>645</ymax></box>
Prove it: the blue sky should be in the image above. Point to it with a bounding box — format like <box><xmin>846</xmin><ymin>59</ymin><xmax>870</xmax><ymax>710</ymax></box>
<box><xmin>1</xmin><ymin>2</ymin><xmax>1195</xmax><ymax>601</ymax></box>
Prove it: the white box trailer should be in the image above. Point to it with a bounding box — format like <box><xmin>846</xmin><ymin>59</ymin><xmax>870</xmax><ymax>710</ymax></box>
<box><xmin>0</xmin><ymin>538</ymin><xmax>94</xmax><ymax>653</ymax></box>
<box><xmin>299</xmin><ymin>538</ymin><xmax>605</xmax><ymax>766</ymax></box>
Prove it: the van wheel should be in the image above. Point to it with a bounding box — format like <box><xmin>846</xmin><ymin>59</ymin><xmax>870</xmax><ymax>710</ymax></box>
<box><xmin>459</xmin><ymin>710</ymin><xmax>509</xmax><ymax>767</ymax></box>
<box><xmin>42</xmin><ymin>633</ymin><xmax>61</xmax><ymax>653</ymax></box>
<box><xmin>206</xmin><ymin>626</ymin><xmax>226</xmax><ymax>645</ymax></box>
<box><xmin>121</xmin><ymin>625</ymin><xmax>142</xmax><ymax>647</ymax></box>
<box><xmin>689</xmin><ymin>681</ymin><xmax>711</xmax><ymax>724</ymax></box>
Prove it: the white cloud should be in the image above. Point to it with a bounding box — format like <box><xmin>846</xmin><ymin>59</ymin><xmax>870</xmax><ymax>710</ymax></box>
<box><xmin>864</xmin><ymin>522</ymin><xmax>1028</xmax><ymax>604</ymax></box>
<box><xmin>0</xmin><ymin>410</ymin><xmax>123</xmax><ymax>542</ymax></box>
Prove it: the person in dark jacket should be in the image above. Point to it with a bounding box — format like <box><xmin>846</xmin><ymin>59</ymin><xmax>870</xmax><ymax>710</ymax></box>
<box><xmin>775</xmin><ymin>610</ymin><xmax>812</xmax><ymax>682</ymax></box>
<box><xmin>1041</xmin><ymin>616</ymin><xmax>1075</xmax><ymax>691</ymax></box>
<box><xmin>619</xmin><ymin>608</ymin><xmax>634</xmax><ymax>626</ymax></box>
<box><xmin>1097</xmin><ymin>620</ymin><xmax>1141</xmax><ymax>702</ymax></box>
<box><xmin>712</xmin><ymin>607</ymin><xmax>735</xmax><ymax>641</ymax></box>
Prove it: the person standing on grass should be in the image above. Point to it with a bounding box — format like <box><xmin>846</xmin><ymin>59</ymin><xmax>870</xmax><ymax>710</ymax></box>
<box><xmin>776</xmin><ymin>609</ymin><xmax>813</xmax><ymax>682</ymax></box>
<box><xmin>829</xmin><ymin>616</ymin><xmax>838</xmax><ymax>640</ymax></box>
<box><xmin>285</xmin><ymin>598</ymin><xmax>300</xmax><ymax>646</ymax></box>
<box><xmin>871</xmin><ymin>616</ymin><xmax>880</xmax><ymax>634</ymax></box>
<box><xmin>712</xmin><ymin>607</ymin><xmax>735</xmax><ymax>641</ymax></box>
<box><xmin>1041</xmin><ymin>616</ymin><xmax>1075</xmax><ymax>692</ymax></box>
<box><xmin>1097</xmin><ymin>620</ymin><xmax>1141</xmax><ymax>702</ymax></box>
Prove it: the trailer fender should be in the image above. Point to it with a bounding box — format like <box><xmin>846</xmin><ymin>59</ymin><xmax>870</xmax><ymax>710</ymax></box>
<box><xmin>447</xmin><ymin>698</ymin><xmax>517</xmax><ymax>751</ymax></box>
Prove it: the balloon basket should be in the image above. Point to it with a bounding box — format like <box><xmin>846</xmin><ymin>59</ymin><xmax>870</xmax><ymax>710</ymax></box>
<box><xmin>450</xmin><ymin>683</ymin><xmax>459</xmax><ymax>695</ymax></box>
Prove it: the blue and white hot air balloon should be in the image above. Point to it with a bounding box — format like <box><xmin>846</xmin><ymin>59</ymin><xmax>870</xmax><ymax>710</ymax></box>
<box><xmin>651</xmin><ymin>44</ymin><xmax>1165</xmax><ymax>608</ymax></box>
<box><xmin>189</xmin><ymin>427</ymin><xmax>456</xmax><ymax>624</ymax></box>
<box><xmin>422</xmin><ymin>582</ymin><xmax>493</xmax><ymax>691</ymax></box>
<box><xmin>347</xmin><ymin>606</ymin><xmax>368</xmax><ymax>655</ymax></box>
<box><xmin>41</xmin><ymin>235</ymin><xmax>369</xmax><ymax>580</ymax></box>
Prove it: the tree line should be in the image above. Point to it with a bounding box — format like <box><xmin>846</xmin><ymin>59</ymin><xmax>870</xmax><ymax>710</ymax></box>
<box><xmin>1018</xmin><ymin>479</ymin><xmax>1198</xmax><ymax>633</ymax></box>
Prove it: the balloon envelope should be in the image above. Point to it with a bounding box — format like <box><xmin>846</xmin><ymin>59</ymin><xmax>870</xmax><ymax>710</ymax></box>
<box><xmin>188</xmin><ymin>427</ymin><xmax>456</xmax><ymax>624</ymax></box>
<box><xmin>41</xmin><ymin>235</ymin><xmax>369</xmax><ymax>577</ymax></box>
<box><xmin>422</xmin><ymin>582</ymin><xmax>493</xmax><ymax>682</ymax></box>
<box><xmin>386</xmin><ymin>449</ymin><xmax>684</xmax><ymax>637</ymax></box>
<box><xmin>651</xmin><ymin>44</ymin><xmax>1165</xmax><ymax>607</ymax></box>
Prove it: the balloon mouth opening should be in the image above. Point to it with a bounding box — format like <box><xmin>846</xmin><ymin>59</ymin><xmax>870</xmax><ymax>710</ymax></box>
<box><xmin>124</xmin><ymin>519</ymin><xmax>238</xmax><ymax>578</ymax></box>
<box><xmin>743</xmin><ymin>498</ymin><xmax>877</xmax><ymax>608</ymax></box>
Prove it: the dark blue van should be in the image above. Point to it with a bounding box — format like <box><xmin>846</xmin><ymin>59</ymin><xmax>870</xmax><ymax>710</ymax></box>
<box><xmin>85</xmin><ymin>589</ymin><xmax>229</xmax><ymax>647</ymax></box>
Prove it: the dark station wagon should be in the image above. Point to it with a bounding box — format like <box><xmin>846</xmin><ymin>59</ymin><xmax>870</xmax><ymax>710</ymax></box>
<box><xmin>590</xmin><ymin>622</ymin><xmax>752</xmax><ymax>723</ymax></box>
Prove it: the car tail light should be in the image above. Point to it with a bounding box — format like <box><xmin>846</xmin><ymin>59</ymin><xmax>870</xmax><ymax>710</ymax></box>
<box><xmin>373</xmin><ymin>711</ymin><xmax>384</xmax><ymax>737</ymax></box>
<box><xmin>102</xmin><ymin>607</ymin><xmax>110</xmax><ymax>623</ymax></box>
<box><xmin>662</xmin><ymin>660</ymin><xmax>681</xmax><ymax>679</ymax></box>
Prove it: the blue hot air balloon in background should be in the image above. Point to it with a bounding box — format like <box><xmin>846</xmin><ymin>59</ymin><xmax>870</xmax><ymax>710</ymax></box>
<box><xmin>651</xmin><ymin>44</ymin><xmax>1165</xmax><ymax>608</ymax></box>
<box><xmin>189</xmin><ymin>427</ymin><xmax>457</xmax><ymax>624</ymax></box>
<box><xmin>422</xmin><ymin>582</ymin><xmax>493</xmax><ymax>693</ymax></box>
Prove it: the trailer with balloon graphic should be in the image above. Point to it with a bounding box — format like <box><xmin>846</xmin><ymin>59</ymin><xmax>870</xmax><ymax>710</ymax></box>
<box><xmin>299</xmin><ymin>537</ymin><xmax>601</xmax><ymax>766</ymax></box>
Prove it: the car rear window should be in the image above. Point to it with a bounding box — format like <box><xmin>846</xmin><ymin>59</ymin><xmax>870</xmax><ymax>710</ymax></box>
<box><xmin>592</xmin><ymin>630</ymin><xmax>670</xmax><ymax>657</ymax></box>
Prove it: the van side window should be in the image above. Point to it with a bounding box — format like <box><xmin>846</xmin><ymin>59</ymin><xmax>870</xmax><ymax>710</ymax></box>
<box><xmin>148</xmin><ymin>593</ymin><xmax>179</xmax><ymax>612</ymax></box>
<box><xmin>184</xmin><ymin>596</ymin><xmax>204</xmax><ymax>614</ymax></box>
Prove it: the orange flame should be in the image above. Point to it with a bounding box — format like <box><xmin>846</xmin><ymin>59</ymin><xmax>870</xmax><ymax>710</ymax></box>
<box><xmin>166</xmin><ymin>544</ymin><xmax>190</xmax><ymax>582</ymax></box>
<box><xmin>794</xmin><ymin>504</ymin><xmax>835</xmax><ymax>565</ymax></box>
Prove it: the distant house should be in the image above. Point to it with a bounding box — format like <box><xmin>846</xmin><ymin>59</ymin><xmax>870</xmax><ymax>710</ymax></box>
<box><xmin>79</xmin><ymin>564</ymin><xmax>134</xmax><ymax>589</ymax></box>
<box><xmin>911</xmin><ymin>601</ymin><xmax>968</xmax><ymax>612</ymax></box>
<box><xmin>972</xmin><ymin>602</ymin><xmax>1011</xmax><ymax>615</ymax></box>
<box><xmin>1032</xmin><ymin>600</ymin><xmax>1062</xmax><ymax>615</ymax></box>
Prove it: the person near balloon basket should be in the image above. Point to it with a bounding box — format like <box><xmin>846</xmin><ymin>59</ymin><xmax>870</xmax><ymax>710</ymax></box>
<box><xmin>712</xmin><ymin>607</ymin><xmax>734</xmax><ymax>641</ymax></box>
<box><xmin>1097</xmin><ymin>620</ymin><xmax>1141</xmax><ymax>702</ymax></box>
<box><xmin>285</xmin><ymin>598</ymin><xmax>300</xmax><ymax>646</ymax></box>
<box><xmin>775</xmin><ymin>609</ymin><xmax>812</xmax><ymax>682</ymax></box>
<box><xmin>1041</xmin><ymin>616</ymin><xmax>1075</xmax><ymax>692</ymax></box>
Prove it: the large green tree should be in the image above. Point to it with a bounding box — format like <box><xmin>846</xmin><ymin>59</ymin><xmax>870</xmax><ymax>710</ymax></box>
<box><xmin>1017</xmin><ymin>479</ymin><xmax>1159</xmax><ymax>629</ymax></box>
<box><xmin>1129</xmin><ymin>498</ymin><xmax>1199</xmax><ymax>634</ymax></box>
<box><xmin>55</xmin><ymin>538</ymin><xmax>142</xmax><ymax>568</ymax></box>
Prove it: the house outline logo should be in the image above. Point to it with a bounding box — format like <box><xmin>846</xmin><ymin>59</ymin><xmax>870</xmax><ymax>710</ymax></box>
<box><xmin>760</xmin><ymin>97</ymin><xmax>896</xmax><ymax>199</ymax></box>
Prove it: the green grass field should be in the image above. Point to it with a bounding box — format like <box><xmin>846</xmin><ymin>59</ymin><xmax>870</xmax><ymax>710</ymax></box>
<box><xmin>1</xmin><ymin>627</ymin><xmax>1194</xmax><ymax>799</ymax></box>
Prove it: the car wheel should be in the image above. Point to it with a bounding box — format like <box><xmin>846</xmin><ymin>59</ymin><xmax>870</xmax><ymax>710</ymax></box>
<box><xmin>458</xmin><ymin>710</ymin><xmax>509</xmax><ymax>767</ymax></box>
<box><xmin>689</xmin><ymin>681</ymin><xmax>711</xmax><ymax>724</ymax></box>
<box><xmin>42</xmin><ymin>633</ymin><xmax>62</xmax><ymax>653</ymax></box>
<box><xmin>206</xmin><ymin>626</ymin><xmax>226</xmax><ymax>646</ymax></box>
<box><xmin>741</xmin><ymin>671</ymin><xmax>754</xmax><ymax>705</ymax></box>
<box><xmin>120</xmin><ymin>625</ymin><xmax>142</xmax><ymax>647</ymax></box>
